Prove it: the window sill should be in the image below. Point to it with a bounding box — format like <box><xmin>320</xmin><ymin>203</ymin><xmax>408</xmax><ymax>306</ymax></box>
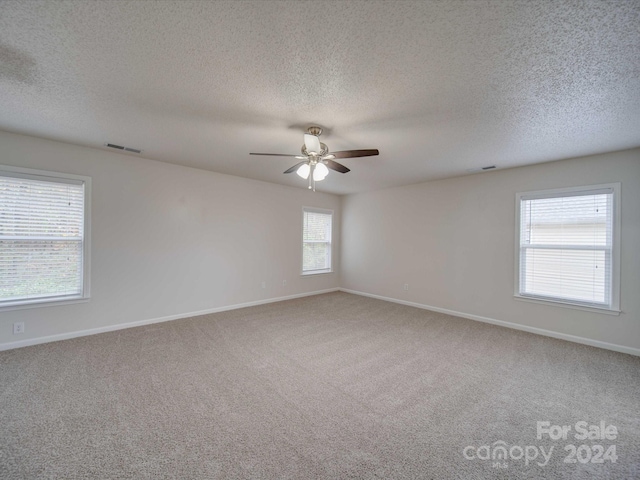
<box><xmin>301</xmin><ymin>269</ymin><xmax>333</xmax><ymax>276</ymax></box>
<box><xmin>513</xmin><ymin>295</ymin><xmax>621</xmax><ymax>316</ymax></box>
<box><xmin>0</xmin><ymin>297</ymin><xmax>90</xmax><ymax>313</ymax></box>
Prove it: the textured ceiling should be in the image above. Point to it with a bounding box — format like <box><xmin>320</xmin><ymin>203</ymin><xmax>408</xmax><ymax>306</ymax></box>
<box><xmin>1</xmin><ymin>0</ymin><xmax>639</xmax><ymax>194</ymax></box>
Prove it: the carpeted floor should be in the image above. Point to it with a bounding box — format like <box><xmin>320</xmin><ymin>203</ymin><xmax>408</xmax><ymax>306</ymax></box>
<box><xmin>1</xmin><ymin>292</ymin><xmax>639</xmax><ymax>479</ymax></box>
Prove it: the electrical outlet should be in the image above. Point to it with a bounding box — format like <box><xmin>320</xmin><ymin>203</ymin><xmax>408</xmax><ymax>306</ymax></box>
<box><xmin>13</xmin><ymin>322</ymin><xmax>25</xmax><ymax>335</ymax></box>
<box><xmin>282</xmin><ymin>280</ymin><xmax>287</xmax><ymax>286</ymax></box>
<box><xmin>403</xmin><ymin>284</ymin><xmax>409</xmax><ymax>291</ymax></box>
<box><xmin>261</xmin><ymin>281</ymin><xmax>266</xmax><ymax>289</ymax></box>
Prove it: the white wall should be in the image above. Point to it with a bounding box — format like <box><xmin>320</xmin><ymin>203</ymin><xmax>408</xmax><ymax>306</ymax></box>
<box><xmin>2</xmin><ymin>130</ymin><xmax>638</xmax><ymax>354</ymax></box>
<box><xmin>0</xmin><ymin>131</ymin><xmax>340</xmax><ymax>347</ymax></box>
<box><xmin>341</xmin><ymin>149</ymin><xmax>640</xmax><ymax>352</ymax></box>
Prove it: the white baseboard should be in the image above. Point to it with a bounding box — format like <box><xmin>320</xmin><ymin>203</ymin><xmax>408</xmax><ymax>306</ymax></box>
<box><xmin>340</xmin><ymin>288</ymin><xmax>640</xmax><ymax>357</ymax></box>
<box><xmin>0</xmin><ymin>288</ymin><xmax>339</xmax><ymax>352</ymax></box>
<box><xmin>4</xmin><ymin>287</ymin><xmax>638</xmax><ymax>357</ymax></box>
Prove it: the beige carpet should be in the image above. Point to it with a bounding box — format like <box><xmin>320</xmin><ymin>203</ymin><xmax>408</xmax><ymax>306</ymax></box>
<box><xmin>1</xmin><ymin>292</ymin><xmax>639</xmax><ymax>479</ymax></box>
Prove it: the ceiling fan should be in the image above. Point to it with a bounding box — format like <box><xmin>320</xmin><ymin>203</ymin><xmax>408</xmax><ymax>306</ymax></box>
<box><xmin>250</xmin><ymin>126</ymin><xmax>379</xmax><ymax>191</ymax></box>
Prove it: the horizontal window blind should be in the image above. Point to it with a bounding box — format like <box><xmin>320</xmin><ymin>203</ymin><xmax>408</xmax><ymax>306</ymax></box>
<box><xmin>0</xmin><ymin>173</ymin><xmax>85</xmax><ymax>305</ymax></box>
<box><xmin>302</xmin><ymin>209</ymin><xmax>332</xmax><ymax>274</ymax></box>
<box><xmin>519</xmin><ymin>189</ymin><xmax>613</xmax><ymax>308</ymax></box>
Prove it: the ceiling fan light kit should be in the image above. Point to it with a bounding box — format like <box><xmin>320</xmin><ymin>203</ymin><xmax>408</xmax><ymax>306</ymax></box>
<box><xmin>313</xmin><ymin>162</ymin><xmax>329</xmax><ymax>180</ymax></box>
<box><xmin>296</xmin><ymin>163</ymin><xmax>310</xmax><ymax>179</ymax></box>
<box><xmin>250</xmin><ymin>126</ymin><xmax>379</xmax><ymax>191</ymax></box>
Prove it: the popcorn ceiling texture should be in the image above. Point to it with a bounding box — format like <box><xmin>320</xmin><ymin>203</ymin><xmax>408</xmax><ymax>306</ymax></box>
<box><xmin>0</xmin><ymin>0</ymin><xmax>639</xmax><ymax>194</ymax></box>
<box><xmin>1</xmin><ymin>292</ymin><xmax>639</xmax><ymax>478</ymax></box>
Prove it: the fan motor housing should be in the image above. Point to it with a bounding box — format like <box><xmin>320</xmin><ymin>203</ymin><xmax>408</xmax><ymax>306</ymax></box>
<box><xmin>301</xmin><ymin>142</ymin><xmax>329</xmax><ymax>157</ymax></box>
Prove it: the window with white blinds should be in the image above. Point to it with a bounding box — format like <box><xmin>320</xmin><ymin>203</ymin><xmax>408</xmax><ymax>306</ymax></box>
<box><xmin>302</xmin><ymin>208</ymin><xmax>332</xmax><ymax>275</ymax></box>
<box><xmin>516</xmin><ymin>184</ymin><xmax>620</xmax><ymax>312</ymax></box>
<box><xmin>0</xmin><ymin>167</ymin><xmax>90</xmax><ymax>309</ymax></box>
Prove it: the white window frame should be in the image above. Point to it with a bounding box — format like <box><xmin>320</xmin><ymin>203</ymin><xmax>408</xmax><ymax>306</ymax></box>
<box><xmin>301</xmin><ymin>206</ymin><xmax>333</xmax><ymax>276</ymax></box>
<box><xmin>0</xmin><ymin>164</ymin><xmax>91</xmax><ymax>312</ymax></box>
<box><xmin>514</xmin><ymin>183</ymin><xmax>621</xmax><ymax>315</ymax></box>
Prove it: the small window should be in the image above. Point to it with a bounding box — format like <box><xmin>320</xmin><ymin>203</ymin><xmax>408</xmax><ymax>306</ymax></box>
<box><xmin>0</xmin><ymin>165</ymin><xmax>91</xmax><ymax>310</ymax></box>
<box><xmin>515</xmin><ymin>184</ymin><xmax>620</xmax><ymax>313</ymax></box>
<box><xmin>302</xmin><ymin>207</ymin><xmax>332</xmax><ymax>275</ymax></box>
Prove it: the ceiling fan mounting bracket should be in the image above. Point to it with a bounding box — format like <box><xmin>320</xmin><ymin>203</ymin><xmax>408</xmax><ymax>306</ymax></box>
<box><xmin>306</xmin><ymin>126</ymin><xmax>322</xmax><ymax>137</ymax></box>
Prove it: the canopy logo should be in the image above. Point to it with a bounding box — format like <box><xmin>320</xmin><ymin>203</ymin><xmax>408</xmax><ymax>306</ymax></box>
<box><xmin>463</xmin><ymin>441</ymin><xmax>553</xmax><ymax>469</ymax></box>
<box><xmin>463</xmin><ymin>420</ymin><xmax>619</xmax><ymax>469</ymax></box>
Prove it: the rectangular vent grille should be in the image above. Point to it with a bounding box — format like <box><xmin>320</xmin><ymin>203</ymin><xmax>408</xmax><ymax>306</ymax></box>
<box><xmin>105</xmin><ymin>143</ymin><xmax>142</xmax><ymax>154</ymax></box>
<box><xmin>466</xmin><ymin>165</ymin><xmax>498</xmax><ymax>173</ymax></box>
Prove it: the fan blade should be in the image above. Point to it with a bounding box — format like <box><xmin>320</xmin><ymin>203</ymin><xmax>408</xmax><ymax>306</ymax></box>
<box><xmin>304</xmin><ymin>134</ymin><xmax>321</xmax><ymax>154</ymax></box>
<box><xmin>283</xmin><ymin>161</ymin><xmax>307</xmax><ymax>174</ymax></box>
<box><xmin>330</xmin><ymin>149</ymin><xmax>379</xmax><ymax>159</ymax></box>
<box><xmin>324</xmin><ymin>159</ymin><xmax>350</xmax><ymax>173</ymax></box>
<box><xmin>250</xmin><ymin>153</ymin><xmax>300</xmax><ymax>157</ymax></box>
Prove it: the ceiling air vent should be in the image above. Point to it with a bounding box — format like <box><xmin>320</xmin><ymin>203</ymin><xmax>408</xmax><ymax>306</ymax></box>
<box><xmin>466</xmin><ymin>165</ymin><xmax>497</xmax><ymax>173</ymax></box>
<box><xmin>105</xmin><ymin>143</ymin><xmax>142</xmax><ymax>154</ymax></box>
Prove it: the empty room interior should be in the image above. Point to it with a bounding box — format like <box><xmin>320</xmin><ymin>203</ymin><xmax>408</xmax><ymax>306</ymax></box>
<box><xmin>1</xmin><ymin>1</ymin><xmax>639</xmax><ymax>479</ymax></box>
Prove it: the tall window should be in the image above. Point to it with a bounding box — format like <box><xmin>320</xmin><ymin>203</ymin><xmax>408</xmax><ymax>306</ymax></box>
<box><xmin>515</xmin><ymin>184</ymin><xmax>620</xmax><ymax>312</ymax></box>
<box><xmin>0</xmin><ymin>166</ymin><xmax>90</xmax><ymax>309</ymax></box>
<box><xmin>302</xmin><ymin>207</ymin><xmax>332</xmax><ymax>275</ymax></box>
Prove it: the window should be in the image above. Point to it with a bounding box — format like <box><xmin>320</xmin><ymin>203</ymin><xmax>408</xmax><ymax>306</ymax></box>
<box><xmin>302</xmin><ymin>207</ymin><xmax>332</xmax><ymax>275</ymax></box>
<box><xmin>0</xmin><ymin>165</ymin><xmax>91</xmax><ymax>310</ymax></box>
<box><xmin>515</xmin><ymin>184</ymin><xmax>620</xmax><ymax>313</ymax></box>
